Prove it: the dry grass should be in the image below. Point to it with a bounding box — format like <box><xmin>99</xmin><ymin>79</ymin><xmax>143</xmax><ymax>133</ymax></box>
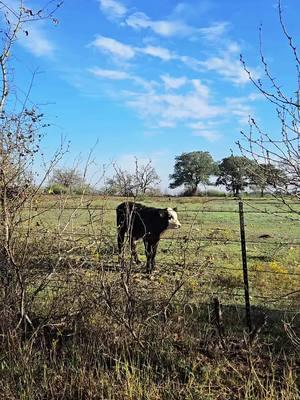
<box><xmin>0</xmin><ymin>195</ymin><xmax>299</xmax><ymax>399</ymax></box>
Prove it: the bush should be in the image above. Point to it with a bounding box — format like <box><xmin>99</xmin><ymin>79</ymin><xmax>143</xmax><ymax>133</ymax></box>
<box><xmin>200</xmin><ymin>190</ymin><xmax>227</xmax><ymax>197</ymax></box>
<box><xmin>46</xmin><ymin>184</ymin><xmax>97</xmax><ymax>195</ymax></box>
<box><xmin>177</xmin><ymin>188</ymin><xmax>227</xmax><ymax>197</ymax></box>
<box><xmin>46</xmin><ymin>184</ymin><xmax>68</xmax><ymax>195</ymax></box>
<box><xmin>72</xmin><ymin>184</ymin><xmax>95</xmax><ymax>195</ymax></box>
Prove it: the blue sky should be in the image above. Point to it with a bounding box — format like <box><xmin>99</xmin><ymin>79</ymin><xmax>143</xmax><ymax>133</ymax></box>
<box><xmin>8</xmin><ymin>0</ymin><xmax>300</xmax><ymax>190</ymax></box>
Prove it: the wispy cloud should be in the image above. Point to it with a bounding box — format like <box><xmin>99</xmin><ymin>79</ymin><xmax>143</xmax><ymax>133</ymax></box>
<box><xmin>91</xmin><ymin>35</ymin><xmax>135</xmax><ymax>60</ymax></box>
<box><xmin>89</xmin><ymin>33</ymin><xmax>253</xmax><ymax>86</ymax></box>
<box><xmin>161</xmin><ymin>74</ymin><xmax>187</xmax><ymax>90</ymax></box>
<box><xmin>200</xmin><ymin>55</ymin><xmax>248</xmax><ymax>84</ymax></box>
<box><xmin>89</xmin><ymin>67</ymin><xmax>130</xmax><ymax>80</ymax></box>
<box><xmin>0</xmin><ymin>0</ymin><xmax>56</xmax><ymax>57</ymax></box>
<box><xmin>89</xmin><ymin>66</ymin><xmax>156</xmax><ymax>91</ymax></box>
<box><xmin>125</xmin><ymin>12</ymin><xmax>196</xmax><ymax>37</ymax></box>
<box><xmin>125</xmin><ymin>87</ymin><xmax>223</xmax><ymax>128</ymax></box>
<box><xmin>86</xmin><ymin>1</ymin><xmax>261</xmax><ymax>142</ymax></box>
<box><xmin>189</xmin><ymin>121</ymin><xmax>221</xmax><ymax>142</ymax></box>
<box><xmin>192</xmin><ymin>129</ymin><xmax>220</xmax><ymax>142</ymax></box>
<box><xmin>198</xmin><ymin>42</ymin><xmax>256</xmax><ymax>85</ymax></box>
<box><xmin>98</xmin><ymin>0</ymin><xmax>127</xmax><ymax>19</ymax></box>
<box><xmin>139</xmin><ymin>45</ymin><xmax>174</xmax><ymax>61</ymax></box>
<box><xmin>90</xmin><ymin>35</ymin><xmax>176</xmax><ymax>62</ymax></box>
<box><xmin>123</xmin><ymin>80</ymin><xmax>257</xmax><ymax>140</ymax></box>
<box><xmin>20</xmin><ymin>24</ymin><xmax>55</xmax><ymax>57</ymax></box>
<box><xmin>125</xmin><ymin>9</ymin><xmax>229</xmax><ymax>40</ymax></box>
<box><xmin>198</xmin><ymin>22</ymin><xmax>229</xmax><ymax>41</ymax></box>
<box><xmin>192</xmin><ymin>79</ymin><xmax>210</xmax><ymax>97</ymax></box>
<box><xmin>87</xmin><ymin>58</ymin><xmax>257</xmax><ymax>141</ymax></box>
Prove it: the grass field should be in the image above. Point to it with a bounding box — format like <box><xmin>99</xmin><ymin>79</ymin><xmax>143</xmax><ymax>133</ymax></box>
<box><xmin>1</xmin><ymin>195</ymin><xmax>299</xmax><ymax>399</ymax></box>
<box><xmin>31</xmin><ymin>195</ymin><xmax>300</xmax><ymax>307</ymax></box>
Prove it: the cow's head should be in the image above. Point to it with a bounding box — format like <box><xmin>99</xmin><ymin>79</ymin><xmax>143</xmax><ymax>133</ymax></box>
<box><xmin>165</xmin><ymin>207</ymin><xmax>181</xmax><ymax>229</ymax></box>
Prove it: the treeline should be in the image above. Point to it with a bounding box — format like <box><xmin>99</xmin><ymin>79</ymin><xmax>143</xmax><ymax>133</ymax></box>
<box><xmin>169</xmin><ymin>151</ymin><xmax>287</xmax><ymax>197</ymax></box>
<box><xmin>45</xmin><ymin>151</ymin><xmax>287</xmax><ymax>198</ymax></box>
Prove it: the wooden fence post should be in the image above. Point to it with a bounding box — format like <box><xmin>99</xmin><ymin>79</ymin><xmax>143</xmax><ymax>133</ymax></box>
<box><xmin>238</xmin><ymin>200</ymin><xmax>252</xmax><ymax>333</ymax></box>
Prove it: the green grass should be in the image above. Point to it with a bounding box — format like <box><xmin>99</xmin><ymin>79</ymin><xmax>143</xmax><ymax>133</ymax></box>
<box><xmin>29</xmin><ymin>194</ymin><xmax>299</xmax><ymax>308</ymax></box>
<box><xmin>1</xmin><ymin>194</ymin><xmax>299</xmax><ymax>399</ymax></box>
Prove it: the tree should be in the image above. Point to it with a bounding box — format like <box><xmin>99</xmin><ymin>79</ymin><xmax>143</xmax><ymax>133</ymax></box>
<box><xmin>0</xmin><ymin>1</ymin><xmax>64</xmax><ymax>324</ymax></box>
<box><xmin>249</xmin><ymin>163</ymin><xmax>287</xmax><ymax>197</ymax></box>
<box><xmin>134</xmin><ymin>158</ymin><xmax>160</xmax><ymax>194</ymax></box>
<box><xmin>216</xmin><ymin>156</ymin><xmax>254</xmax><ymax>196</ymax></box>
<box><xmin>106</xmin><ymin>160</ymin><xmax>160</xmax><ymax>196</ymax></box>
<box><xmin>49</xmin><ymin>168</ymin><xmax>85</xmax><ymax>193</ymax></box>
<box><xmin>169</xmin><ymin>151</ymin><xmax>217</xmax><ymax>195</ymax></box>
<box><xmin>239</xmin><ymin>0</ymin><xmax>299</xmax><ymax>217</ymax></box>
<box><xmin>105</xmin><ymin>170</ymin><xmax>135</xmax><ymax>196</ymax></box>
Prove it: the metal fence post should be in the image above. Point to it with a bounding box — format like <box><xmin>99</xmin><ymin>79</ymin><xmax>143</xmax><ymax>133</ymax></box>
<box><xmin>238</xmin><ymin>200</ymin><xmax>252</xmax><ymax>333</ymax></box>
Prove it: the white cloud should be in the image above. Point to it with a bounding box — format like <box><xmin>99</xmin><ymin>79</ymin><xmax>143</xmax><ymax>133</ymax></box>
<box><xmin>189</xmin><ymin>121</ymin><xmax>221</xmax><ymax>142</ymax></box>
<box><xmin>192</xmin><ymin>129</ymin><xmax>220</xmax><ymax>142</ymax></box>
<box><xmin>198</xmin><ymin>22</ymin><xmax>229</xmax><ymax>41</ymax></box>
<box><xmin>171</xmin><ymin>1</ymin><xmax>215</xmax><ymax>20</ymax></box>
<box><xmin>199</xmin><ymin>54</ymin><xmax>249</xmax><ymax>85</ymax></box>
<box><xmin>90</xmin><ymin>36</ymin><xmax>174</xmax><ymax>62</ymax></box>
<box><xmin>91</xmin><ymin>35</ymin><xmax>135</xmax><ymax>60</ymax></box>
<box><xmin>99</xmin><ymin>0</ymin><xmax>127</xmax><ymax>19</ymax></box>
<box><xmin>126</xmin><ymin>90</ymin><xmax>223</xmax><ymax>126</ymax></box>
<box><xmin>224</xmin><ymin>94</ymin><xmax>259</xmax><ymax>124</ymax></box>
<box><xmin>86</xmin><ymin>4</ymin><xmax>261</xmax><ymax>141</ymax></box>
<box><xmin>140</xmin><ymin>45</ymin><xmax>174</xmax><ymax>61</ymax></box>
<box><xmin>88</xmin><ymin>35</ymin><xmax>254</xmax><ymax>88</ymax></box>
<box><xmin>0</xmin><ymin>0</ymin><xmax>55</xmax><ymax>57</ymax></box>
<box><xmin>125</xmin><ymin>12</ymin><xmax>195</xmax><ymax>37</ymax></box>
<box><xmin>161</xmin><ymin>74</ymin><xmax>187</xmax><ymax>90</ymax></box>
<box><xmin>180</xmin><ymin>42</ymin><xmax>259</xmax><ymax>85</ymax></box>
<box><xmin>90</xmin><ymin>35</ymin><xmax>178</xmax><ymax>62</ymax></box>
<box><xmin>20</xmin><ymin>25</ymin><xmax>55</xmax><ymax>57</ymax></box>
<box><xmin>125</xmin><ymin>8</ymin><xmax>229</xmax><ymax>40</ymax></box>
<box><xmin>117</xmin><ymin>77</ymin><xmax>260</xmax><ymax>140</ymax></box>
<box><xmin>226</xmin><ymin>41</ymin><xmax>241</xmax><ymax>54</ymax></box>
<box><xmin>89</xmin><ymin>67</ymin><xmax>157</xmax><ymax>91</ymax></box>
<box><xmin>192</xmin><ymin>79</ymin><xmax>210</xmax><ymax>97</ymax></box>
<box><xmin>89</xmin><ymin>67</ymin><xmax>130</xmax><ymax>80</ymax></box>
<box><xmin>158</xmin><ymin>120</ymin><xmax>177</xmax><ymax>128</ymax></box>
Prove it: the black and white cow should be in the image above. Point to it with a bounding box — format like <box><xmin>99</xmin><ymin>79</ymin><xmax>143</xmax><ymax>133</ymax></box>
<box><xmin>116</xmin><ymin>202</ymin><xmax>181</xmax><ymax>273</ymax></box>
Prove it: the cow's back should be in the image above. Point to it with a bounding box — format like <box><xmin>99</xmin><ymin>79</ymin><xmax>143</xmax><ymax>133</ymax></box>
<box><xmin>116</xmin><ymin>202</ymin><xmax>146</xmax><ymax>236</ymax></box>
<box><xmin>116</xmin><ymin>202</ymin><xmax>169</xmax><ymax>239</ymax></box>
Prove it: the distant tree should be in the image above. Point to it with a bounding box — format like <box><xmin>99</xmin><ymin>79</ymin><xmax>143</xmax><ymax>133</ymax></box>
<box><xmin>249</xmin><ymin>163</ymin><xmax>287</xmax><ymax>197</ymax></box>
<box><xmin>49</xmin><ymin>168</ymin><xmax>84</xmax><ymax>193</ymax></box>
<box><xmin>105</xmin><ymin>170</ymin><xmax>135</xmax><ymax>196</ymax></box>
<box><xmin>106</xmin><ymin>160</ymin><xmax>160</xmax><ymax>196</ymax></box>
<box><xmin>216</xmin><ymin>156</ymin><xmax>254</xmax><ymax>196</ymax></box>
<box><xmin>169</xmin><ymin>151</ymin><xmax>217</xmax><ymax>195</ymax></box>
<box><xmin>134</xmin><ymin>158</ymin><xmax>160</xmax><ymax>194</ymax></box>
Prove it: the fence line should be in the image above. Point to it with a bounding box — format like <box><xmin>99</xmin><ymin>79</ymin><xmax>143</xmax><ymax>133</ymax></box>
<box><xmin>25</xmin><ymin>254</ymin><xmax>300</xmax><ymax>277</ymax></box>
<box><xmin>3</xmin><ymin>198</ymin><xmax>299</xmax><ymax>329</ymax></box>
<box><xmin>23</xmin><ymin>206</ymin><xmax>299</xmax><ymax>214</ymax></box>
<box><xmin>8</xmin><ymin>229</ymin><xmax>299</xmax><ymax>246</ymax></box>
<box><xmin>36</xmin><ymin>194</ymin><xmax>300</xmax><ymax>203</ymax></box>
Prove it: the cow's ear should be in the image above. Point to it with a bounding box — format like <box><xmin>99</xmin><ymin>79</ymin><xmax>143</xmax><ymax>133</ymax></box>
<box><xmin>173</xmin><ymin>207</ymin><xmax>177</xmax><ymax>212</ymax></box>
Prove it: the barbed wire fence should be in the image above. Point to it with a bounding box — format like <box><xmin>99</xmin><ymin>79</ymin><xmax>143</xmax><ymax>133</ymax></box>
<box><xmin>13</xmin><ymin>196</ymin><xmax>300</xmax><ymax>332</ymax></box>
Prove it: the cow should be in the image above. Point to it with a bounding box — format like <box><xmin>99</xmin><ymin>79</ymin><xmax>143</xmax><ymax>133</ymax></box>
<box><xmin>116</xmin><ymin>202</ymin><xmax>181</xmax><ymax>273</ymax></box>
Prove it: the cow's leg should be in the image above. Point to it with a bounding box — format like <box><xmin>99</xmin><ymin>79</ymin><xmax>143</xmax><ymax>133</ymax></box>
<box><xmin>117</xmin><ymin>228</ymin><xmax>125</xmax><ymax>256</ymax></box>
<box><xmin>130</xmin><ymin>238</ymin><xmax>140</xmax><ymax>264</ymax></box>
<box><xmin>144</xmin><ymin>237</ymin><xmax>159</xmax><ymax>273</ymax></box>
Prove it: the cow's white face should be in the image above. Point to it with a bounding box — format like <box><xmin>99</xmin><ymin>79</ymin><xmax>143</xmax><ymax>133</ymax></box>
<box><xmin>166</xmin><ymin>208</ymin><xmax>181</xmax><ymax>229</ymax></box>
